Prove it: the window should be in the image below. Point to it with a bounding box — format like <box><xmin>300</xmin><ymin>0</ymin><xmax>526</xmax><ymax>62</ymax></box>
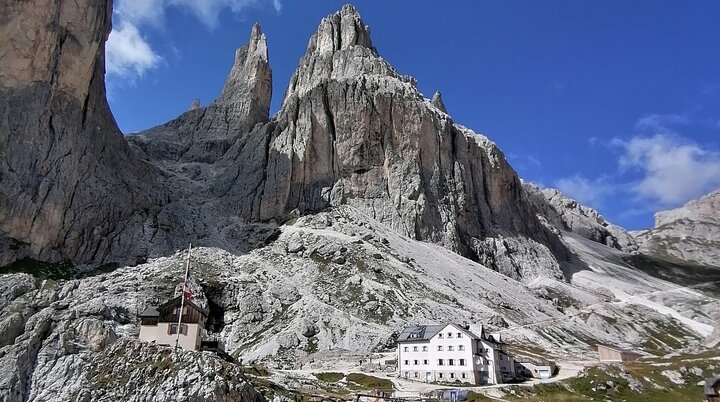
<box><xmin>437</xmin><ymin>346</ymin><xmax>444</xmax><ymax>351</ymax></box>
<box><xmin>414</xmin><ymin>360</ymin><xmax>418</xmax><ymax>365</ymax></box>
<box><xmin>450</xmin><ymin>373</ymin><xmax>455</xmax><ymax>379</ymax></box>
<box><xmin>422</xmin><ymin>346</ymin><xmax>428</xmax><ymax>352</ymax></box>
<box><xmin>403</xmin><ymin>347</ymin><xmax>408</xmax><ymax>352</ymax></box>
<box><xmin>447</xmin><ymin>332</ymin><xmax>453</xmax><ymax>338</ymax></box>
<box><xmin>461</xmin><ymin>373</ymin><xmax>466</xmax><ymax>379</ymax></box>
<box><xmin>438</xmin><ymin>333</ymin><xmax>443</xmax><ymax>339</ymax></box>
<box><xmin>413</xmin><ymin>346</ymin><xmax>418</xmax><ymax>352</ymax></box>
<box><xmin>458</xmin><ymin>345</ymin><xmax>465</xmax><ymax>351</ymax></box>
<box><xmin>404</xmin><ymin>360</ymin><xmax>409</xmax><ymax>365</ymax></box>
<box><xmin>448</xmin><ymin>359</ymin><xmax>455</xmax><ymax>366</ymax></box>
<box><xmin>439</xmin><ymin>373</ymin><xmax>444</xmax><ymax>378</ymax></box>
<box><xmin>167</xmin><ymin>324</ymin><xmax>187</xmax><ymax>335</ymax></box>
<box><xmin>414</xmin><ymin>372</ymin><xmax>418</xmax><ymax>378</ymax></box>
<box><xmin>423</xmin><ymin>360</ymin><xmax>428</xmax><ymax>365</ymax></box>
<box><xmin>448</xmin><ymin>346</ymin><xmax>454</xmax><ymax>351</ymax></box>
<box><xmin>457</xmin><ymin>333</ymin><xmax>463</xmax><ymax>338</ymax></box>
<box><xmin>438</xmin><ymin>359</ymin><xmax>444</xmax><ymax>366</ymax></box>
<box><xmin>459</xmin><ymin>359</ymin><xmax>466</xmax><ymax>366</ymax></box>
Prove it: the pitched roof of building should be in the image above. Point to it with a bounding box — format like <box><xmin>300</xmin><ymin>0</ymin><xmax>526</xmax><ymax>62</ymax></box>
<box><xmin>139</xmin><ymin>306</ymin><xmax>160</xmax><ymax>317</ymax></box>
<box><xmin>397</xmin><ymin>323</ymin><xmax>483</xmax><ymax>342</ymax></box>
<box><xmin>706</xmin><ymin>377</ymin><xmax>720</xmax><ymax>396</ymax></box>
<box><xmin>397</xmin><ymin>325</ymin><xmax>445</xmax><ymax>342</ymax></box>
<box><xmin>158</xmin><ymin>296</ymin><xmax>208</xmax><ymax>317</ymax></box>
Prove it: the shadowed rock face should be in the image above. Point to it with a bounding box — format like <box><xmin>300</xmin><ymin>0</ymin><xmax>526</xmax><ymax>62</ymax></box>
<box><xmin>128</xmin><ymin>24</ymin><xmax>272</xmax><ymax>163</ymax></box>
<box><xmin>128</xmin><ymin>23</ymin><xmax>272</xmax><ymax>164</ymax></box>
<box><xmin>523</xmin><ymin>183</ymin><xmax>638</xmax><ymax>252</ymax></box>
<box><xmin>0</xmin><ymin>0</ymin><xmax>158</xmax><ymax>266</ymax></box>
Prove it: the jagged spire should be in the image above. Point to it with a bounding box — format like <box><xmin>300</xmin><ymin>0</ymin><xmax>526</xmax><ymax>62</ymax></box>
<box><xmin>247</xmin><ymin>23</ymin><xmax>268</xmax><ymax>62</ymax></box>
<box><xmin>431</xmin><ymin>91</ymin><xmax>447</xmax><ymax>114</ymax></box>
<box><xmin>188</xmin><ymin>99</ymin><xmax>200</xmax><ymax>111</ymax></box>
<box><xmin>310</xmin><ymin>3</ymin><xmax>373</xmax><ymax>54</ymax></box>
<box><xmin>218</xmin><ymin>23</ymin><xmax>270</xmax><ymax>103</ymax></box>
<box><xmin>283</xmin><ymin>5</ymin><xmax>397</xmax><ymax>102</ymax></box>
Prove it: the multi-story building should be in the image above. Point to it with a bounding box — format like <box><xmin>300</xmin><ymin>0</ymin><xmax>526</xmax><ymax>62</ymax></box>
<box><xmin>396</xmin><ymin>323</ymin><xmax>515</xmax><ymax>385</ymax></box>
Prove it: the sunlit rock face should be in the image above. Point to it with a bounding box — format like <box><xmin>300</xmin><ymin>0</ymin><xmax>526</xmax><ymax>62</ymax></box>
<box><xmin>633</xmin><ymin>188</ymin><xmax>720</xmax><ymax>267</ymax></box>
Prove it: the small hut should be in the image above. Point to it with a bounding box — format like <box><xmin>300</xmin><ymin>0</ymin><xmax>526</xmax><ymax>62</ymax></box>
<box><xmin>139</xmin><ymin>296</ymin><xmax>208</xmax><ymax>350</ymax></box>
<box><xmin>596</xmin><ymin>345</ymin><xmax>641</xmax><ymax>363</ymax></box>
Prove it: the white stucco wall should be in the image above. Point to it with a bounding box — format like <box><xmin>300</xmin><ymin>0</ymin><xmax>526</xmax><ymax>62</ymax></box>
<box><xmin>398</xmin><ymin>324</ymin><xmax>486</xmax><ymax>384</ymax></box>
<box><xmin>139</xmin><ymin>323</ymin><xmax>202</xmax><ymax>350</ymax></box>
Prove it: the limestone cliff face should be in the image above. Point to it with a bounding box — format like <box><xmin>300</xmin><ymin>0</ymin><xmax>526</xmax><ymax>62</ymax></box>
<box><xmin>523</xmin><ymin>183</ymin><xmax>638</xmax><ymax>252</ymax></box>
<box><xmin>239</xmin><ymin>5</ymin><xmax>568</xmax><ymax>279</ymax></box>
<box><xmin>128</xmin><ymin>24</ymin><xmax>272</xmax><ymax>163</ymax></box>
<box><xmin>0</xmin><ymin>0</ymin><xmax>157</xmax><ymax>266</ymax></box>
<box><xmin>633</xmin><ymin>188</ymin><xmax>720</xmax><ymax>267</ymax></box>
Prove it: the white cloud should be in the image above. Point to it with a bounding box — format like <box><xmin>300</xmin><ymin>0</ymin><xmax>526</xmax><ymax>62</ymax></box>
<box><xmin>106</xmin><ymin>22</ymin><xmax>161</xmax><ymax>78</ymax></box>
<box><xmin>613</xmin><ymin>134</ymin><xmax>720</xmax><ymax>206</ymax></box>
<box><xmin>555</xmin><ymin>175</ymin><xmax>614</xmax><ymax>208</ymax></box>
<box><xmin>634</xmin><ymin>114</ymin><xmax>689</xmax><ymax>133</ymax></box>
<box><xmin>106</xmin><ymin>0</ymin><xmax>281</xmax><ymax>80</ymax></box>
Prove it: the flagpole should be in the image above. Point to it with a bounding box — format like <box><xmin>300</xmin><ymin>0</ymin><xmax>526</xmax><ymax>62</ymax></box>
<box><xmin>175</xmin><ymin>243</ymin><xmax>191</xmax><ymax>350</ymax></box>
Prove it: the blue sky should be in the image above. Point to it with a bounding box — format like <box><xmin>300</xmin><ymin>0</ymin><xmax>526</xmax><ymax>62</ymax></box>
<box><xmin>106</xmin><ymin>0</ymin><xmax>720</xmax><ymax>230</ymax></box>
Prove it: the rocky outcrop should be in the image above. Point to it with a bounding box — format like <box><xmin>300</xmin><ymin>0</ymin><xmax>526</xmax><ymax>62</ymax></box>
<box><xmin>633</xmin><ymin>188</ymin><xmax>720</xmax><ymax>267</ymax></box>
<box><xmin>0</xmin><ymin>0</ymin><xmax>158</xmax><ymax>266</ymax></box>
<box><xmin>523</xmin><ymin>183</ymin><xmax>638</xmax><ymax>252</ymax></box>
<box><xmin>82</xmin><ymin>340</ymin><xmax>265</xmax><ymax>402</ymax></box>
<box><xmin>128</xmin><ymin>24</ymin><xmax>272</xmax><ymax>163</ymax></box>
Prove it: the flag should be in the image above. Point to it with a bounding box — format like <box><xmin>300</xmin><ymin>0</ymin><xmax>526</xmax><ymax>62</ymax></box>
<box><xmin>183</xmin><ymin>286</ymin><xmax>194</xmax><ymax>300</ymax></box>
<box><xmin>182</xmin><ymin>265</ymin><xmax>194</xmax><ymax>300</ymax></box>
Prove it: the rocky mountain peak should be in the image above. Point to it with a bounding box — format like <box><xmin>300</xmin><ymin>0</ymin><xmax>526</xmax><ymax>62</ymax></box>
<box><xmin>128</xmin><ymin>23</ymin><xmax>272</xmax><ymax>163</ymax></box>
<box><xmin>312</xmin><ymin>4</ymin><xmax>374</xmax><ymax>53</ymax></box>
<box><xmin>655</xmin><ymin>188</ymin><xmax>720</xmax><ymax>227</ymax></box>
<box><xmin>217</xmin><ymin>23</ymin><xmax>271</xmax><ymax>119</ymax></box>
<box><xmin>248</xmin><ymin>22</ymin><xmax>268</xmax><ymax>61</ymax></box>
<box><xmin>431</xmin><ymin>91</ymin><xmax>448</xmax><ymax>113</ymax></box>
<box><xmin>634</xmin><ymin>187</ymin><xmax>720</xmax><ymax>267</ymax></box>
<box><xmin>283</xmin><ymin>4</ymin><xmax>400</xmax><ymax>101</ymax></box>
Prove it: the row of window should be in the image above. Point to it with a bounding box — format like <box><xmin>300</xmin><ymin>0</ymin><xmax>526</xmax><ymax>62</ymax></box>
<box><xmin>403</xmin><ymin>345</ymin><xmax>466</xmax><ymax>352</ymax></box>
<box><xmin>167</xmin><ymin>324</ymin><xmax>188</xmax><ymax>335</ymax></box>
<box><xmin>405</xmin><ymin>371</ymin><xmax>468</xmax><ymax>380</ymax></box>
<box><xmin>403</xmin><ymin>359</ymin><xmax>466</xmax><ymax>366</ymax></box>
<box><xmin>439</xmin><ymin>332</ymin><xmax>464</xmax><ymax>339</ymax></box>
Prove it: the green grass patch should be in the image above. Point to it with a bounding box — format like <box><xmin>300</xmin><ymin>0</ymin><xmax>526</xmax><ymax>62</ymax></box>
<box><xmin>346</xmin><ymin>373</ymin><xmax>393</xmax><ymax>390</ymax></box>
<box><xmin>510</xmin><ymin>362</ymin><xmax>710</xmax><ymax>402</ymax></box>
<box><xmin>314</xmin><ymin>372</ymin><xmax>344</xmax><ymax>382</ymax></box>
<box><xmin>0</xmin><ymin>258</ymin><xmax>74</xmax><ymax>280</ymax></box>
<box><xmin>465</xmin><ymin>391</ymin><xmax>495</xmax><ymax>402</ymax></box>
